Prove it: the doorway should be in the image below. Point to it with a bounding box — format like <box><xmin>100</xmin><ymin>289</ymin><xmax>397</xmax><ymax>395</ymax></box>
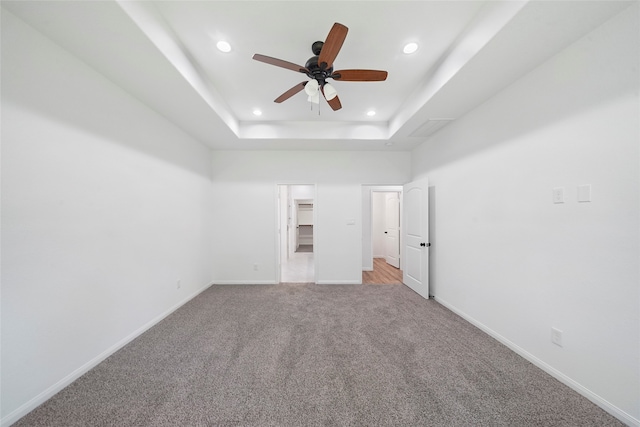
<box><xmin>362</xmin><ymin>258</ymin><xmax>403</xmax><ymax>284</ymax></box>
<box><xmin>362</xmin><ymin>186</ymin><xmax>403</xmax><ymax>284</ymax></box>
<box><xmin>278</xmin><ymin>185</ymin><xmax>315</xmax><ymax>283</ymax></box>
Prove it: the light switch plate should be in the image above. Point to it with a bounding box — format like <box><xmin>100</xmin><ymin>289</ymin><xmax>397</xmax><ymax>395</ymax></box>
<box><xmin>551</xmin><ymin>327</ymin><xmax>563</xmax><ymax>347</ymax></box>
<box><xmin>577</xmin><ymin>184</ymin><xmax>591</xmax><ymax>202</ymax></box>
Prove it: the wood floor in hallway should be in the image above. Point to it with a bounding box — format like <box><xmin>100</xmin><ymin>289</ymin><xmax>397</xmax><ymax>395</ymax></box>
<box><xmin>362</xmin><ymin>258</ymin><xmax>403</xmax><ymax>285</ymax></box>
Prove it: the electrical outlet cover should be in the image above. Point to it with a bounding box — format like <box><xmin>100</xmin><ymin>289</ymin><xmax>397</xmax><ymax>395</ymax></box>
<box><xmin>552</xmin><ymin>187</ymin><xmax>564</xmax><ymax>204</ymax></box>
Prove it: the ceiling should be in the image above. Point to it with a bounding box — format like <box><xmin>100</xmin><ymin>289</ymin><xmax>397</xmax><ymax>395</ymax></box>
<box><xmin>2</xmin><ymin>1</ymin><xmax>632</xmax><ymax>151</ymax></box>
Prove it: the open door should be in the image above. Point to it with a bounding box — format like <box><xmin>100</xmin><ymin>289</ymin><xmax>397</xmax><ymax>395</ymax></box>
<box><xmin>402</xmin><ymin>178</ymin><xmax>429</xmax><ymax>299</ymax></box>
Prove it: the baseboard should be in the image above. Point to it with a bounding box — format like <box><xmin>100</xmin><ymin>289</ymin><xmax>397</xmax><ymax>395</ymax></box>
<box><xmin>213</xmin><ymin>280</ymin><xmax>277</xmax><ymax>285</ymax></box>
<box><xmin>434</xmin><ymin>296</ymin><xmax>639</xmax><ymax>427</ymax></box>
<box><xmin>315</xmin><ymin>280</ymin><xmax>361</xmax><ymax>285</ymax></box>
<box><xmin>1</xmin><ymin>281</ymin><xmax>214</xmax><ymax>427</ymax></box>
<box><xmin>213</xmin><ymin>281</ymin><xmax>361</xmax><ymax>285</ymax></box>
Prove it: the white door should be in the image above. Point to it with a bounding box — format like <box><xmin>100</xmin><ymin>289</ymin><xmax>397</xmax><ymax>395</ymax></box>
<box><xmin>384</xmin><ymin>193</ymin><xmax>400</xmax><ymax>268</ymax></box>
<box><xmin>402</xmin><ymin>178</ymin><xmax>429</xmax><ymax>299</ymax></box>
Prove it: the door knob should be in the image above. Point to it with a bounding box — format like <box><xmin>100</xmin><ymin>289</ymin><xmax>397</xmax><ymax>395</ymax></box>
<box><xmin>420</xmin><ymin>242</ymin><xmax>431</xmax><ymax>247</ymax></box>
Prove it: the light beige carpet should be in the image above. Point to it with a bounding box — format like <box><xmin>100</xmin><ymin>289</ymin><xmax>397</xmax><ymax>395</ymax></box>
<box><xmin>15</xmin><ymin>284</ymin><xmax>624</xmax><ymax>426</ymax></box>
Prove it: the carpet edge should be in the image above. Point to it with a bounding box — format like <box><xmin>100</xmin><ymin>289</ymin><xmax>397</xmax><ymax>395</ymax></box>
<box><xmin>1</xmin><ymin>281</ymin><xmax>215</xmax><ymax>427</ymax></box>
<box><xmin>434</xmin><ymin>296</ymin><xmax>639</xmax><ymax>427</ymax></box>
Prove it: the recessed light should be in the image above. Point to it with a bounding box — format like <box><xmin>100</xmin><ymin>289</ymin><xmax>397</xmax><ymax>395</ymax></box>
<box><xmin>216</xmin><ymin>41</ymin><xmax>231</xmax><ymax>53</ymax></box>
<box><xmin>252</xmin><ymin>109</ymin><xmax>262</xmax><ymax>116</ymax></box>
<box><xmin>403</xmin><ymin>42</ymin><xmax>418</xmax><ymax>54</ymax></box>
<box><xmin>366</xmin><ymin>110</ymin><xmax>376</xmax><ymax>117</ymax></box>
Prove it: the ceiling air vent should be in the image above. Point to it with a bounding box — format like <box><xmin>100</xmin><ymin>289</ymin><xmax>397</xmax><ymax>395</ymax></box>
<box><xmin>410</xmin><ymin>118</ymin><xmax>454</xmax><ymax>138</ymax></box>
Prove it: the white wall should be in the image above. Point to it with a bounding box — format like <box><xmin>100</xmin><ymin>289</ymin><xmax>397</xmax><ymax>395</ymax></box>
<box><xmin>411</xmin><ymin>4</ymin><xmax>639</xmax><ymax>424</ymax></box>
<box><xmin>1</xmin><ymin>11</ymin><xmax>214</xmax><ymax>425</ymax></box>
<box><xmin>290</xmin><ymin>184</ymin><xmax>314</xmax><ymax>200</ymax></box>
<box><xmin>211</xmin><ymin>151</ymin><xmax>410</xmax><ymax>284</ymax></box>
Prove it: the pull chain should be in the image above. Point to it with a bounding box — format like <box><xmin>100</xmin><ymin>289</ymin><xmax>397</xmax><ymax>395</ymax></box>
<box><xmin>308</xmin><ymin>80</ymin><xmax>321</xmax><ymax>115</ymax></box>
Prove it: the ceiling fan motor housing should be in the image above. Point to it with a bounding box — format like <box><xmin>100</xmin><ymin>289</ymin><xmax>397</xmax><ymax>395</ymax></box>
<box><xmin>311</xmin><ymin>41</ymin><xmax>324</xmax><ymax>55</ymax></box>
<box><xmin>305</xmin><ymin>54</ymin><xmax>333</xmax><ymax>85</ymax></box>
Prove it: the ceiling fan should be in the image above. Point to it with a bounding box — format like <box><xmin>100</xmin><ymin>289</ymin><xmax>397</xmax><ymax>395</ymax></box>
<box><xmin>253</xmin><ymin>22</ymin><xmax>388</xmax><ymax>111</ymax></box>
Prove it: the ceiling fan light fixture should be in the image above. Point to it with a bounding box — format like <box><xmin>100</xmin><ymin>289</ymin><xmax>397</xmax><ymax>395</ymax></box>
<box><xmin>305</xmin><ymin>79</ymin><xmax>319</xmax><ymax>96</ymax></box>
<box><xmin>216</xmin><ymin>41</ymin><xmax>231</xmax><ymax>53</ymax></box>
<box><xmin>403</xmin><ymin>42</ymin><xmax>418</xmax><ymax>54</ymax></box>
<box><xmin>308</xmin><ymin>92</ymin><xmax>320</xmax><ymax>104</ymax></box>
<box><xmin>323</xmin><ymin>83</ymin><xmax>337</xmax><ymax>101</ymax></box>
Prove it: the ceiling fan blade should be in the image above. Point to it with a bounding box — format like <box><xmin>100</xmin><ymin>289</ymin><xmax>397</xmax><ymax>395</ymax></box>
<box><xmin>332</xmin><ymin>70</ymin><xmax>388</xmax><ymax>81</ymax></box>
<box><xmin>326</xmin><ymin>94</ymin><xmax>342</xmax><ymax>111</ymax></box>
<box><xmin>274</xmin><ymin>81</ymin><xmax>308</xmax><ymax>103</ymax></box>
<box><xmin>318</xmin><ymin>23</ymin><xmax>348</xmax><ymax>70</ymax></box>
<box><xmin>322</xmin><ymin>86</ymin><xmax>342</xmax><ymax>111</ymax></box>
<box><xmin>253</xmin><ymin>54</ymin><xmax>309</xmax><ymax>74</ymax></box>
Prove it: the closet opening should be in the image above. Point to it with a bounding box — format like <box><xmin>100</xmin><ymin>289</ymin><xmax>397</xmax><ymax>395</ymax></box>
<box><xmin>277</xmin><ymin>185</ymin><xmax>316</xmax><ymax>283</ymax></box>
